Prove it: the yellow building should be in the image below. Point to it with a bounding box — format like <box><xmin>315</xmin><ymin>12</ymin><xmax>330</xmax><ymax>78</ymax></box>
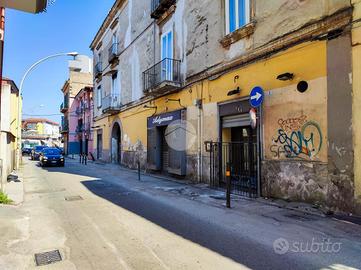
<box><xmin>91</xmin><ymin>0</ymin><xmax>359</xmax><ymax>214</ymax></box>
<box><xmin>0</xmin><ymin>78</ymin><xmax>21</xmax><ymax>190</ymax></box>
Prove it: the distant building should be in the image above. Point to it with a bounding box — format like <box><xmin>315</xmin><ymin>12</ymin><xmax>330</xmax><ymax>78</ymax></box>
<box><xmin>21</xmin><ymin>118</ymin><xmax>60</xmax><ymax>148</ymax></box>
<box><xmin>73</xmin><ymin>86</ymin><xmax>94</xmax><ymax>159</ymax></box>
<box><xmin>60</xmin><ymin>55</ymin><xmax>93</xmax><ymax>155</ymax></box>
<box><xmin>0</xmin><ymin>78</ymin><xmax>21</xmax><ymax>188</ymax></box>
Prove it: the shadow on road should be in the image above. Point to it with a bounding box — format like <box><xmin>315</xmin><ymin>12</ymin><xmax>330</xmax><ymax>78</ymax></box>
<box><xmin>38</xmin><ymin>160</ymin><xmax>361</xmax><ymax>270</ymax></box>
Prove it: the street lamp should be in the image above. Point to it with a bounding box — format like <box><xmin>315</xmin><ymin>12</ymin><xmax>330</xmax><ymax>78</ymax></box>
<box><xmin>16</xmin><ymin>52</ymin><xmax>78</xmax><ymax>168</ymax></box>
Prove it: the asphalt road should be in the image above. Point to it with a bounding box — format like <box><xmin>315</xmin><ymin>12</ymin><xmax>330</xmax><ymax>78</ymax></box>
<box><xmin>1</xmin><ymin>158</ymin><xmax>361</xmax><ymax>270</ymax></box>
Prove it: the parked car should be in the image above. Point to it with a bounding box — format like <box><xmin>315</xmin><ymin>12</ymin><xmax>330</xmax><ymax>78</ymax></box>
<box><xmin>31</xmin><ymin>145</ymin><xmax>48</xmax><ymax>160</ymax></box>
<box><xmin>22</xmin><ymin>147</ymin><xmax>32</xmax><ymax>155</ymax></box>
<box><xmin>39</xmin><ymin>148</ymin><xmax>65</xmax><ymax>167</ymax></box>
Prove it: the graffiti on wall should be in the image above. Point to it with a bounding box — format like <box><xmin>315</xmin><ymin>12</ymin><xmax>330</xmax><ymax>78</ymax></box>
<box><xmin>270</xmin><ymin>114</ymin><xmax>323</xmax><ymax>160</ymax></box>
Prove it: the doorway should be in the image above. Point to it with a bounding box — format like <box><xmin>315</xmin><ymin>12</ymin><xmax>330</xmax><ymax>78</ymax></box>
<box><xmin>97</xmin><ymin>133</ymin><xmax>102</xmax><ymax>159</ymax></box>
<box><xmin>111</xmin><ymin>122</ymin><xmax>121</xmax><ymax>164</ymax></box>
<box><xmin>209</xmin><ymin>110</ymin><xmax>259</xmax><ymax>197</ymax></box>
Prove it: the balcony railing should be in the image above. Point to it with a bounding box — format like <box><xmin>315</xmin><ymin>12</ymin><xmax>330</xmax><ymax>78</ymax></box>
<box><xmin>151</xmin><ymin>0</ymin><xmax>176</xmax><ymax>19</ymax></box>
<box><xmin>60</xmin><ymin>101</ymin><xmax>69</xmax><ymax>113</ymax></box>
<box><xmin>76</xmin><ymin>124</ymin><xmax>84</xmax><ymax>133</ymax></box>
<box><xmin>102</xmin><ymin>94</ymin><xmax>122</xmax><ymax>114</ymax></box>
<box><xmin>143</xmin><ymin>58</ymin><xmax>181</xmax><ymax>93</ymax></box>
<box><xmin>95</xmin><ymin>62</ymin><xmax>102</xmax><ymax>78</ymax></box>
<box><xmin>108</xmin><ymin>43</ymin><xmax>119</xmax><ymax>63</ymax></box>
<box><xmin>60</xmin><ymin>121</ymin><xmax>69</xmax><ymax>133</ymax></box>
<box><xmin>76</xmin><ymin>107</ymin><xmax>83</xmax><ymax>115</ymax></box>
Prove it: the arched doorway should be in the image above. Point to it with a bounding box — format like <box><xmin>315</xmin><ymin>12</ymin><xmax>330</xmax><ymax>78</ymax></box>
<box><xmin>111</xmin><ymin>122</ymin><xmax>121</xmax><ymax>164</ymax></box>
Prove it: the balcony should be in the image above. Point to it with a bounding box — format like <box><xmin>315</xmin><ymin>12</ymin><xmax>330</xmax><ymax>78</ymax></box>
<box><xmin>143</xmin><ymin>58</ymin><xmax>181</xmax><ymax>94</ymax></box>
<box><xmin>151</xmin><ymin>0</ymin><xmax>176</xmax><ymax>19</ymax></box>
<box><xmin>76</xmin><ymin>124</ymin><xmax>84</xmax><ymax>133</ymax></box>
<box><xmin>76</xmin><ymin>107</ymin><xmax>83</xmax><ymax>115</ymax></box>
<box><xmin>102</xmin><ymin>94</ymin><xmax>122</xmax><ymax>114</ymax></box>
<box><xmin>60</xmin><ymin>121</ymin><xmax>69</xmax><ymax>134</ymax></box>
<box><xmin>95</xmin><ymin>62</ymin><xmax>102</xmax><ymax>78</ymax></box>
<box><xmin>60</xmin><ymin>102</ymin><xmax>68</xmax><ymax>113</ymax></box>
<box><xmin>108</xmin><ymin>43</ymin><xmax>119</xmax><ymax>63</ymax></box>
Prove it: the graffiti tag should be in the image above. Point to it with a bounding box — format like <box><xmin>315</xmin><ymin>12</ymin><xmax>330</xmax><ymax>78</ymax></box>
<box><xmin>271</xmin><ymin>120</ymin><xmax>322</xmax><ymax>159</ymax></box>
<box><xmin>278</xmin><ymin>114</ymin><xmax>307</xmax><ymax>133</ymax></box>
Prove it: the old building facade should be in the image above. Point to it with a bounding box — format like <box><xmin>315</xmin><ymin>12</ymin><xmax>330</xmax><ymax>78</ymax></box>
<box><xmin>90</xmin><ymin>0</ymin><xmax>360</xmax><ymax>214</ymax></box>
<box><xmin>73</xmin><ymin>86</ymin><xmax>94</xmax><ymax>159</ymax></box>
<box><xmin>60</xmin><ymin>55</ymin><xmax>93</xmax><ymax>155</ymax></box>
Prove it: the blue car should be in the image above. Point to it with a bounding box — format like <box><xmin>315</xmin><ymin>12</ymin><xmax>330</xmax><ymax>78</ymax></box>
<box><xmin>39</xmin><ymin>148</ymin><xmax>65</xmax><ymax>167</ymax></box>
<box><xmin>31</xmin><ymin>145</ymin><xmax>48</xmax><ymax>160</ymax></box>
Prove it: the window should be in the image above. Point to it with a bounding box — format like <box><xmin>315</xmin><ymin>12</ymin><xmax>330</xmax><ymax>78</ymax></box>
<box><xmin>97</xmin><ymin>86</ymin><xmax>102</xmax><ymax>108</ymax></box>
<box><xmin>161</xmin><ymin>30</ymin><xmax>173</xmax><ymax>81</ymax></box>
<box><xmin>225</xmin><ymin>0</ymin><xmax>250</xmax><ymax>34</ymax></box>
<box><xmin>112</xmin><ymin>33</ymin><xmax>118</xmax><ymax>54</ymax></box>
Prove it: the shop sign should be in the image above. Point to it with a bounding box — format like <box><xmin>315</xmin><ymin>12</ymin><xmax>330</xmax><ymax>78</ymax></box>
<box><xmin>147</xmin><ymin>110</ymin><xmax>183</xmax><ymax>128</ymax></box>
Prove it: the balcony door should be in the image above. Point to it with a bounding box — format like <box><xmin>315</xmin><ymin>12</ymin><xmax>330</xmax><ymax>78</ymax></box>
<box><xmin>161</xmin><ymin>30</ymin><xmax>173</xmax><ymax>81</ymax></box>
<box><xmin>111</xmin><ymin>72</ymin><xmax>121</xmax><ymax>107</ymax></box>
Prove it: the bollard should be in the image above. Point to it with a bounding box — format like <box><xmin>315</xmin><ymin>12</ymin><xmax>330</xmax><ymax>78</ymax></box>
<box><xmin>226</xmin><ymin>162</ymin><xmax>231</xmax><ymax>208</ymax></box>
<box><xmin>138</xmin><ymin>160</ymin><xmax>141</xmax><ymax>181</ymax></box>
<box><xmin>85</xmin><ymin>154</ymin><xmax>87</xmax><ymax>165</ymax></box>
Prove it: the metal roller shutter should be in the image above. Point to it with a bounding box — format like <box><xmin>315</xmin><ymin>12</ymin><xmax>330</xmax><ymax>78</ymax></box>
<box><xmin>222</xmin><ymin>114</ymin><xmax>250</xmax><ymax>128</ymax></box>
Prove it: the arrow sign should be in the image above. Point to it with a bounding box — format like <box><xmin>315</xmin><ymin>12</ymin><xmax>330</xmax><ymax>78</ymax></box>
<box><xmin>249</xmin><ymin>86</ymin><xmax>264</xmax><ymax>108</ymax></box>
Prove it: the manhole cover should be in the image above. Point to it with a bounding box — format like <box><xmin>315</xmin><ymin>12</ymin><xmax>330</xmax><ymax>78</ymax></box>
<box><xmin>35</xmin><ymin>250</ymin><xmax>62</xmax><ymax>266</ymax></box>
<box><xmin>65</xmin><ymin>195</ymin><xmax>83</xmax><ymax>201</ymax></box>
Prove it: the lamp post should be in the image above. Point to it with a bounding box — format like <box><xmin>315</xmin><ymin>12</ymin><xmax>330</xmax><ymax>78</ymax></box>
<box><xmin>16</xmin><ymin>52</ymin><xmax>78</xmax><ymax>168</ymax></box>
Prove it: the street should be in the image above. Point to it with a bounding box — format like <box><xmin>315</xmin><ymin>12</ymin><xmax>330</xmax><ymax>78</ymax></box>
<box><xmin>0</xmin><ymin>159</ymin><xmax>360</xmax><ymax>270</ymax></box>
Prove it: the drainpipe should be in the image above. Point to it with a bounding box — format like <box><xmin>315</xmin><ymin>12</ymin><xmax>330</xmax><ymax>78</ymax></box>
<box><xmin>196</xmin><ymin>84</ymin><xmax>203</xmax><ymax>183</ymax></box>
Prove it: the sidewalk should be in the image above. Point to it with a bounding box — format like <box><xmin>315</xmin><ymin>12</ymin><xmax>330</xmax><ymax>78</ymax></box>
<box><xmin>70</xmin><ymin>158</ymin><xmax>361</xmax><ymax>225</ymax></box>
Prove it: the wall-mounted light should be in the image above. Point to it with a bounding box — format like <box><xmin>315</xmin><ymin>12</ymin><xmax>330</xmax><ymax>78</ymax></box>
<box><xmin>277</xmin><ymin>72</ymin><xmax>294</xmax><ymax>81</ymax></box>
<box><xmin>227</xmin><ymin>87</ymin><xmax>241</xmax><ymax>96</ymax></box>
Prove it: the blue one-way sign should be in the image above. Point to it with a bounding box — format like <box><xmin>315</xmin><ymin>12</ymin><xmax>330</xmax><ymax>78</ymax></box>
<box><xmin>249</xmin><ymin>86</ymin><xmax>264</xmax><ymax>108</ymax></box>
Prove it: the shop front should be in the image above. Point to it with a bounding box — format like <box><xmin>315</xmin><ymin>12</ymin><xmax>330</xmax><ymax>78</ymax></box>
<box><xmin>207</xmin><ymin>99</ymin><xmax>260</xmax><ymax>197</ymax></box>
<box><xmin>147</xmin><ymin>109</ymin><xmax>187</xmax><ymax>176</ymax></box>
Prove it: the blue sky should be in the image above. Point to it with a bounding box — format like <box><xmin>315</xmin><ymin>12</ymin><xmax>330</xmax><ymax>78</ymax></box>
<box><xmin>3</xmin><ymin>0</ymin><xmax>115</xmax><ymax>123</ymax></box>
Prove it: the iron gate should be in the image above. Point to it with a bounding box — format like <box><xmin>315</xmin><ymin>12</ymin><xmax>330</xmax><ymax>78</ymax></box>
<box><xmin>208</xmin><ymin>141</ymin><xmax>258</xmax><ymax>198</ymax></box>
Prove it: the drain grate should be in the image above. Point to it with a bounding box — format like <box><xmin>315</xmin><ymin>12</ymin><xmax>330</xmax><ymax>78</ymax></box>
<box><xmin>35</xmin><ymin>250</ymin><xmax>62</xmax><ymax>266</ymax></box>
<box><xmin>64</xmin><ymin>195</ymin><xmax>83</xmax><ymax>201</ymax></box>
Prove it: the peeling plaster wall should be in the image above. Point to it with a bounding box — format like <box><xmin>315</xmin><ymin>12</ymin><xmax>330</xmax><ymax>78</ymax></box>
<box><xmin>352</xmin><ymin>0</ymin><xmax>361</xmax><ymax>214</ymax></box>
<box><xmin>262</xmin><ymin>77</ymin><xmax>329</xmax><ymax>205</ymax></box>
<box><xmin>326</xmin><ymin>34</ymin><xmax>354</xmax><ymax>212</ymax></box>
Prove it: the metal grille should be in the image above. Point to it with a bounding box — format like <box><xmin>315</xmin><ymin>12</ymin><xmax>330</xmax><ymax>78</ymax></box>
<box><xmin>143</xmin><ymin>58</ymin><xmax>181</xmax><ymax>92</ymax></box>
<box><xmin>208</xmin><ymin>142</ymin><xmax>258</xmax><ymax>198</ymax></box>
<box><xmin>35</xmin><ymin>250</ymin><xmax>62</xmax><ymax>266</ymax></box>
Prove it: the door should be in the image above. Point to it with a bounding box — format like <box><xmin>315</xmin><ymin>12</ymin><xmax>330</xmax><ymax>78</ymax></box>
<box><xmin>97</xmin><ymin>134</ymin><xmax>102</xmax><ymax>159</ymax></box>
<box><xmin>161</xmin><ymin>30</ymin><xmax>173</xmax><ymax>81</ymax></box>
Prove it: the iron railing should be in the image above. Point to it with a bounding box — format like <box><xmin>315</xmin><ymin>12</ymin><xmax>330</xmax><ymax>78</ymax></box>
<box><xmin>75</xmin><ymin>107</ymin><xmax>83</xmax><ymax>115</ymax></box>
<box><xmin>143</xmin><ymin>58</ymin><xmax>181</xmax><ymax>92</ymax></box>
<box><xmin>151</xmin><ymin>0</ymin><xmax>176</xmax><ymax>19</ymax></box>
<box><xmin>102</xmin><ymin>94</ymin><xmax>122</xmax><ymax>113</ymax></box>
<box><xmin>207</xmin><ymin>141</ymin><xmax>258</xmax><ymax>198</ymax></box>
<box><xmin>95</xmin><ymin>62</ymin><xmax>102</xmax><ymax>77</ymax></box>
<box><xmin>61</xmin><ymin>119</ymin><xmax>69</xmax><ymax>133</ymax></box>
<box><xmin>108</xmin><ymin>43</ymin><xmax>119</xmax><ymax>62</ymax></box>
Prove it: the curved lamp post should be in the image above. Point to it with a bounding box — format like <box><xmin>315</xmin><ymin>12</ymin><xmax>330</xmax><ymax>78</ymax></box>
<box><xmin>16</xmin><ymin>52</ymin><xmax>78</xmax><ymax>168</ymax></box>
